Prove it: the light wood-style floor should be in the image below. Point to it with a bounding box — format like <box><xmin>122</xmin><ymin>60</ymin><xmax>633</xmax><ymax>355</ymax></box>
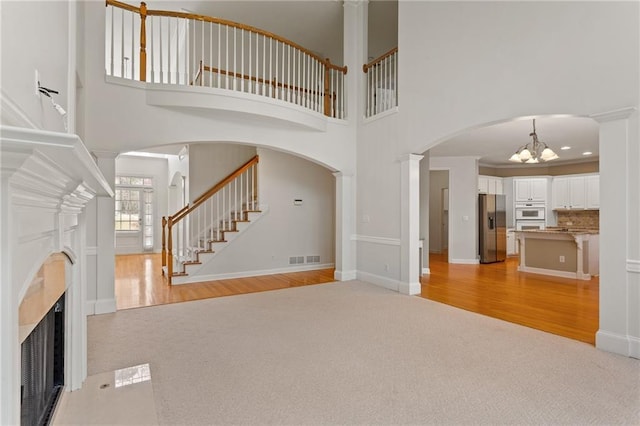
<box><xmin>420</xmin><ymin>253</ymin><xmax>599</xmax><ymax>345</ymax></box>
<box><xmin>116</xmin><ymin>252</ymin><xmax>599</xmax><ymax>345</ymax></box>
<box><xmin>115</xmin><ymin>253</ymin><xmax>336</xmax><ymax>310</ymax></box>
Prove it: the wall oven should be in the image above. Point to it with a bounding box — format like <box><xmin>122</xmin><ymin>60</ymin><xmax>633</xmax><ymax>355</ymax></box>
<box><xmin>515</xmin><ymin>203</ymin><xmax>545</xmax><ymax>221</ymax></box>
<box><xmin>516</xmin><ymin>220</ymin><xmax>546</xmax><ymax>231</ymax></box>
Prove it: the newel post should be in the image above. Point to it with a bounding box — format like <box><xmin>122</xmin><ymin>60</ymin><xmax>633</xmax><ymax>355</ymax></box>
<box><xmin>323</xmin><ymin>59</ymin><xmax>331</xmax><ymax>117</ymax></box>
<box><xmin>161</xmin><ymin>216</ymin><xmax>166</xmax><ymax>273</ymax></box>
<box><xmin>139</xmin><ymin>2</ymin><xmax>147</xmax><ymax>81</ymax></box>
<box><xmin>167</xmin><ymin>216</ymin><xmax>173</xmax><ymax>283</ymax></box>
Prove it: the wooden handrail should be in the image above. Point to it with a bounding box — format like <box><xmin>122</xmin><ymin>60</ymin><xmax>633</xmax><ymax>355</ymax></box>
<box><xmin>363</xmin><ymin>47</ymin><xmax>398</xmax><ymax>73</ymax></box>
<box><xmin>172</xmin><ymin>155</ymin><xmax>259</xmax><ymax>224</ymax></box>
<box><xmin>106</xmin><ymin>0</ymin><xmax>346</xmax><ymax>73</ymax></box>
<box><xmin>106</xmin><ymin>0</ymin><xmax>140</xmax><ymax>13</ymax></box>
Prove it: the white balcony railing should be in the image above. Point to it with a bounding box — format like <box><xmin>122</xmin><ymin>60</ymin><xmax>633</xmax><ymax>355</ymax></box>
<box><xmin>363</xmin><ymin>47</ymin><xmax>398</xmax><ymax>118</ymax></box>
<box><xmin>105</xmin><ymin>1</ymin><xmax>348</xmax><ymax>119</ymax></box>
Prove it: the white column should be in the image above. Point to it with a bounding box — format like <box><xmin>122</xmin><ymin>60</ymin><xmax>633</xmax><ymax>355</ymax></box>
<box><xmin>334</xmin><ymin>172</ymin><xmax>356</xmax><ymax>281</ymax></box>
<box><xmin>419</xmin><ymin>151</ymin><xmax>430</xmax><ymax>274</ymax></box>
<box><xmin>343</xmin><ymin>0</ymin><xmax>368</xmax><ymax>121</ymax></box>
<box><xmin>66</xmin><ymin>210</ymin><xmax>87</xmax><ymax>391</ymax></box>
<box><xmin>0</xmin><ymin>175</ymin><xmax>19</xmax><ymax>426</ymax></box>
<box><xmin>399</xmin><ymin>154</ymin><xmax>424</xmax><ymax>295</ymax></box>
<box><xmin>593</xmin><ymin>107</ymin><xmax>640</xmax><ymax>358</ymax></box>
<box><xmin>90</xmin><ymin>151</ymin><xmax>117</xmax><ymax>315</ymax></box>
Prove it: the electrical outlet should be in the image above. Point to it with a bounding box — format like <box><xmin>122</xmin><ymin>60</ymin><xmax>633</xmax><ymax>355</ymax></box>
<box><xmin>559</xmin><ymin>255</ymin><xmax>565</xmax><ymax>263</ymax></box>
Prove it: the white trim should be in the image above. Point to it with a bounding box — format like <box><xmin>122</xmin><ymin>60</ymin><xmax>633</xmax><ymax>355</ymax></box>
<box><xmin>399</xmin><ymin>281</ymin><xmax>421</xmax><ymax>295</ymax></box>
<box><xmin>627</xmin><ymin>259</ymin><xmax>640</xmax><ymax>273</ymax></box>
<box><xmin>422</xmin><ymin>267</ymin><xmax>431</xmax><ymax>275</ymax></box>
<box><xmin>93</xmin><ymin>298</ymin><xmax>117</xmax><ymax>315</ymax></box>
<box><xmin>85</xmin><ymin>246</ymin><xmax>98</xmax><ymax>256</ymax></box>
<box><xmin>397</xmin><ymin>153</ymin><xmax>424</xmax><ymax>163</ymax></box>
<box><xmin>356</xmin><ymin>270</ymin><xmax>400</xmax><ymax>292</ymax></box>
<box><xmin>334</xmin><ymin>270</ymin><xmax>357</xmax><ymax>281</ymax></box>
<box><xmin>0</xmin><ymin>89</ymin><xmax>39</xmax><ymax>129</ymax></box>
<box><xmin>352</xmin><ymin>234</ymin><xmax>401</xmax><ymax>246</ymax></box>
<box><xmin>518</xmin><ymin>265</ymin><xmax>587</xmax><ymax>280</ymax></box>
<box><xmin>596</xmin><ymin>330</ymin><xmax>637</xmax><ymax>358</ymax></box>
<box><xmin>172</xmin><ymin>263</ymin><xmax>335</xmax><ymax>285</ymax></box>
<box><xmin>450</xmin><ymin>258</ymin><xmax>480</xmax><ymax>265</ymax></box>
<box><xmin>590</xmin><ymin>107</ymin><xmax>637</xmax><ymax>123</ymax></box>
<box><xmin>630</xmin><ymin>337</ymin><xmax>640</xmax><ymax>359</ymax></box>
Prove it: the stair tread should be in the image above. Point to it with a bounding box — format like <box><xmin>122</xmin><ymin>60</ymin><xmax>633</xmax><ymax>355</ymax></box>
<box><xmin>171</xmin><ymin>272</ymin><xmax>188</xmax><ymax>277</ymax></box>
<box><xmin>182</xmin><ymin>261</ymin><xmax>202</xmax><ymax>265</ymax></box>
<box><xmin>208</xmin><ymin>240</ymin><xmax>228</xmax><ymax>243</ymax></box>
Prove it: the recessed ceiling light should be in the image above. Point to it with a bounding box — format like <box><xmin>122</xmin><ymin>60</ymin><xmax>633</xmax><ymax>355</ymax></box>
<box><xmin>583</xmin><ymin>151</ymin><xmax>593</xmax><ymax>156</ymax></box>
<box><xmin>560</xmin><ymin>146</ymin><xmax>571</xmax><ymax>150</ymax></box>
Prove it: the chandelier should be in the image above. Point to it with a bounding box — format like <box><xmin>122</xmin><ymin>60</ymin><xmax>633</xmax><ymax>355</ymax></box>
<box><xmin>509</xmin><ymin>119</ymin><xmax>559</xmax><ymax>163</ymax></box>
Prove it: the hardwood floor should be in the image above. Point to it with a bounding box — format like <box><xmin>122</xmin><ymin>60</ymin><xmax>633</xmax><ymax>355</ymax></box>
<box><xmin>420</xmin><ymin>253</ymin><xmax>599</xmax><ymax>345</ymax></box>
<box><xmin>115</xmin><ymin>253</ymin><xmax>336</xmax><ymax>310</ymax></box>
<box><xmin>116</xmin><ymin>252</ymin><xmax>598</xmax><ymax>345</ymax></box>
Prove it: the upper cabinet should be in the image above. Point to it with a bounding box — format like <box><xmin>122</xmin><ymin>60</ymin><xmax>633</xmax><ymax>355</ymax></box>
<box><xmin>478</xmin><ymin>175</ymin><xmax>503</xmax><ymax>195</ymax></box>
<box><xmin>552</xmin><ymin>174</ymin><xmax>599</xmax><ymax>210</ymax></box>
<box><xmin>514</xmin><ymin>178</ymin><xmax>547</xmax><ymax>202</ymax></box>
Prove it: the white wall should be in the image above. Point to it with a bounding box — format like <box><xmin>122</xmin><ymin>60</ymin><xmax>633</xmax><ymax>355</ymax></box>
<box><xmin>399</xmin><ymin>1</ymin><xmax>639</xmax><ymax>154</ymax></box>
<box><xmin>0</xmin><ymin>1</ymin><xmax>69</xmax><ymax>131</ymax></box>
<box><xmin>189</xmin><ymin>144</ymin><xmax>256</xmax><ymax>202</ymax></box>
<box><xmin>356</xmin><ymin>112</ymin><xmax>402</xmax><ymax>286</ymax></box>
<box><xmin>115</xmin><ymin>155</ymin><xmax>169</xmax><ymax>254</ymax></box>
<box><xmin>430</xmin><ymin>157</ymin><xmax>479</xmax><ymax>264</ymax></box>
<box><xmin>189</xmin><ymin>148</ymin><xmax>335</xmax><ymax>277</ymax></box>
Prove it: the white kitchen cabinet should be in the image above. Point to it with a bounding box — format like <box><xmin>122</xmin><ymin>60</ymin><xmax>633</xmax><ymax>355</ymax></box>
<box><xmin>515</xmin><ymin>178</ymin><xmax>547</xmax><ymax>202</ymax></box>
<box><xmin>586</xmin><ymin>175</ymin><xmax>599</xmax><ymax>209</ymax></box>
<box><xmin>568</xmin><ymin>177</ymin><xmax>586</xmax><ymax>209</ymax></box>
<box><xmin>478</xmin><ymin>176</ymin><xmax>488</xmax><ymax>194</ymax></box>
<box><xmin>478</xmin><ymin>175</ymin><xmax>503</xmax><ymax>195</ymax></box>
<box><xmin>551</xmin><ymin>174</ymin><xmax>599</xmax><ymax>210</ymax></box>
<box><xmin>552</xmin><ymin>177</ymin><xmax>569</xmax><ymax>209</ymax></box>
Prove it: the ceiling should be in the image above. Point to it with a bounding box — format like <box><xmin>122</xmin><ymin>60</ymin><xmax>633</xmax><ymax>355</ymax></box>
<box><xmin>428</xmin><ymin>116</ymin><xmax>600</xmax><ymax>167</ymax></box>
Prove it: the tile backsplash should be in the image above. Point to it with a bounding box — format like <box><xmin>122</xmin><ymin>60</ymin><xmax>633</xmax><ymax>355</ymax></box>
<box><xmin>557</xmin><ymin>210</ymin><xmax>599</xmax><ymax>229</ymax></box>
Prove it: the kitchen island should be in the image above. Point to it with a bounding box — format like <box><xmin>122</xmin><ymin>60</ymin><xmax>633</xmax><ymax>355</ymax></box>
<box><xmin>515</xmin><ymin>228</ymin><xmax>599</xmax><ymax>280</ymax></box>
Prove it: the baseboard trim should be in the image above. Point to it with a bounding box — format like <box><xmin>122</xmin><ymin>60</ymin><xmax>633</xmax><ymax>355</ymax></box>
<box><xmin>518</xmin><ymin>265</ymin><xmax>587</xmax><ymax>280</ymax></box>
<box><xmin>172</xmin><ymin>263</ymin><xmax>335</xmax><ymax>285</ymax></box>
<box><xmin>596</xmin><ymin>330</ymin><xmax>636</xmax><ymax>358</ymax></box>
<box><xmin>86</xmin><ymin>298</ymin><xmax>117</xmax><ymax>316</ymax></box>
<box><xmin>399</xmin><ymin>281</ymin><xmax>421</xmax><ymax>295</ymax></box>
<box><xmin>334</xmin><ymin>270</ymin><xmax>357</xmax><ymax>281</ymax></box>
<box><xmin>422</xmin><ymin>267</ymin><xmax>431</xmax><ymax>275</ymax></box>
<box><xmin>356</xmin><ymin>271</ymin><xmax>400</xmax><ymax>292</ymax></box>
<box><xmin>450</xmin><ymin>258</ymin><xmax>479</xmax><ymax>265</ymax></box>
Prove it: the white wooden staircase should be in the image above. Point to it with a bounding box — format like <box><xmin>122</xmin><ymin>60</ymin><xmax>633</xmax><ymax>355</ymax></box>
<box><xmin>162</xmin><ymin>155</ymin><xmax>263</xmax><ymax>284</ymax></box>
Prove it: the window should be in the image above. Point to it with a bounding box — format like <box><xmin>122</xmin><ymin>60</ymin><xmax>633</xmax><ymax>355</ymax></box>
<box><xmin>115</xmin><ymin>176</ymin><xmax>154</xmax><ymax>250</ymax></box>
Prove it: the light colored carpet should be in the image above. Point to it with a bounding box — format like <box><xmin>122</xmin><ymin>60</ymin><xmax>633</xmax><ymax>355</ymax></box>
<box><xmin>88</xmin><ymin>280</ymin><xmax>640</xmax><ymax>425</ymax></box>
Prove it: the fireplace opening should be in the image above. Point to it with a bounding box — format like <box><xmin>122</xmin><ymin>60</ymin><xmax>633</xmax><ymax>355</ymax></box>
<box><xmin>21</xmin><ymin>293</ymin><xmax>65</xmax><ymax>426</ymax></box>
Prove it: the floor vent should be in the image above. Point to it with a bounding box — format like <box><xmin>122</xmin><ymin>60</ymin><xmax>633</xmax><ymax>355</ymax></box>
<box><xmin>289</xmin><ymin>256</ymin><xmax>305</xmax><ymax>265</ymax></box>
<box><xmin>306</xmin><ymin>255</ymin><xmax>320</xmax><ymax>264</ymax></box>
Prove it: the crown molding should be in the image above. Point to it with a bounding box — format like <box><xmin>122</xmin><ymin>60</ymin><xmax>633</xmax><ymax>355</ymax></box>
<box><xmin>590</xmin><ymin>107</ymin><xmax>637</xmax><ymax>123</ymax></box>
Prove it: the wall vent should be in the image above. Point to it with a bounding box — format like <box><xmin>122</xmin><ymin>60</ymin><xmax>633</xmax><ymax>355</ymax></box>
<box><xmin>306</xmin><ymin>255</ymin><xmax>320</xmax><ymax>264</ymax></box>
<box><xmin>289</xmin><ymin>256</ymin><xmax>305</xmax><ymax>265</ymax></box>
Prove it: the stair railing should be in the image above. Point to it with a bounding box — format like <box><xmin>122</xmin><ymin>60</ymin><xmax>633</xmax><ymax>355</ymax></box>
<box><xmin>162</xmin><ymin>155</ymin><xmax>259</xmax><ymax>282</ymax></box>
<box><xmin>363</xmin><ymin>47</ymin><xmax>398</xmax><ymax>118</ymax></box>
<box><xmin>105</xmin><ymin>1</ymin><xmax>348</xmax><ymax>118</ymax></box>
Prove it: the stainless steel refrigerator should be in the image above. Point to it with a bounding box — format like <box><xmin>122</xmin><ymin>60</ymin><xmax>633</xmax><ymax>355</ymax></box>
<box><xmin>479</xmin><ymin>194</ymin><xmax>507</xmax><ymax>264</ymax></box>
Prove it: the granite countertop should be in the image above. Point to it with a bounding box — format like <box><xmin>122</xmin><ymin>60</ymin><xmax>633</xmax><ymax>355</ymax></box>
<box><xmin>516</xmin><ymin>227</ymin><xmax>599</xmax><ymax>235</ymax></box>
